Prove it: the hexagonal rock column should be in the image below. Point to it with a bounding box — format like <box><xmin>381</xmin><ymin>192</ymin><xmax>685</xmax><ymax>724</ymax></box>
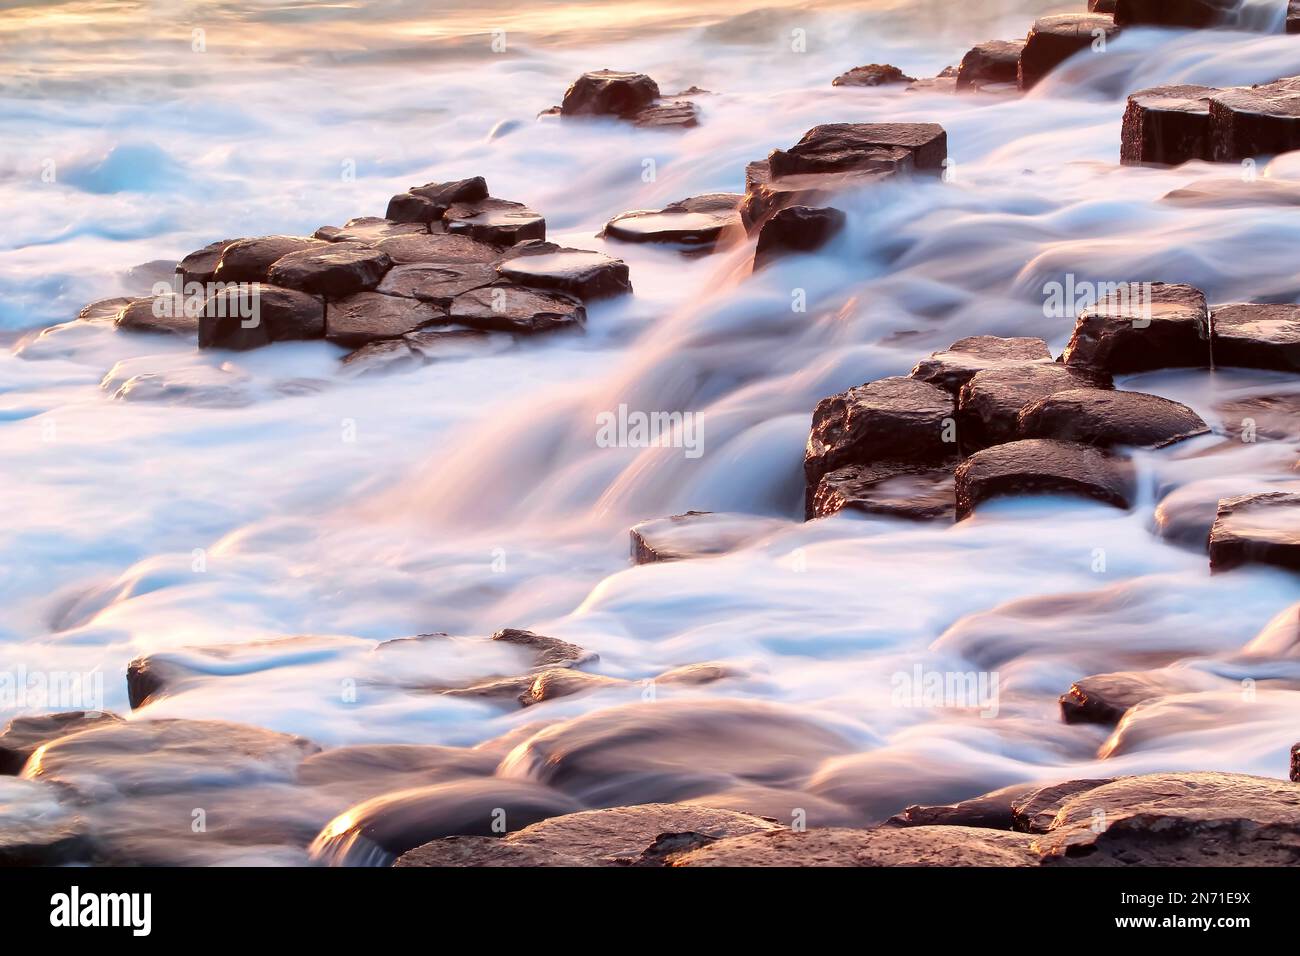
<box><xmin>1114</xmin><ymin>0</ymin><xmax>1239</xmax><ymax>27</ymax></box>
<box><xmin>1018</xmin><ymin>14</ymin><xmax>1120</xmax><ymax>91</ymax></box>
<box><xmin>954</xmin><ymin>439</ymin><xmax>1136</xmax><ymax>520</ymax></box>
<box><xmin>1017</xmin><ymin>388</ymin><xmax>1208</xmax><ymax>448</ymax></box>
<box><xmin>1209</xmin><ymin>78</ymin><xmax>1300</xmax><ymax>162</ymax></box>
<box><xmin>1120</xmin><ymin>85</ymin><xmax>1214</xmax><ymax>166</ymax></box>
<box><xmin>603</xmin><ymin>194</ymin><xmax>744</xmax><ymax>249</ymax></box>
<box><xmin>1060</xmin><ymin>282</ymin><xmax>1210</xmax><ymax>374</ymax></box>
<box><xmin>956</xmin><ymin>41</ymin><xmax>1024</xmax><ymax>91</ymax></box>
<box><xmin>1209</xmin><ymin>492</ymin><xmax>1300</xmax><ymax>572</ymax></box>
<box><xmin>1211</xmin><ymin>303</ymin><xmax>1300</xmax><ymax>371</ymax></box>
<box><xmin>752</xmin><ymin>205</ymin><xmax>846</xmax><ymax>270</ymax></box>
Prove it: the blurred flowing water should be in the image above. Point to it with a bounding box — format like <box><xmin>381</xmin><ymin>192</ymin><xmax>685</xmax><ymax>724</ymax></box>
<box><xmin>2</xmin><ymin>0</ymin><xmax>1300</xmax><ymax>861</ymax></box>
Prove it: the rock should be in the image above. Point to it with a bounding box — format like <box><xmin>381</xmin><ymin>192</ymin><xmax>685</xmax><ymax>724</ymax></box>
<box><xmin>448</xmin><ymin>284</ymin><xmax>585</xmax><ymax>334</ymax></box>
<box><xmin>1033</xmin><ymin>772</ymin><xmax>1300</xmax><ymax>865</ymax></box>
<box><xmin>24</xmin><ymin>718</ymin><xmax>319</xmax><ymax>797</ymax></box>
<box><xmin>1059</xmin><ymin>669</ymin><xmax>1216</xmax><ymax>725</ymax></box>
<box><xmin>1209</xmin><ymin>78</ymin><xmax>1300</xmax><ymax>162</ymax></box>
<box><xmin>561</xmin><ymin>70</ymin><xmax>660</xmax><ymax>117</ymax></box>
<box><xmin>1211</xmin><ymin>303</ymin><xmax>1300</xmax><ymax>371</ymax></box>
<box><xmin>315</xmin><ymin>217</ymin><xmax>426</xmax><ymax>243</ymax></box>
<box><xmin>0</xmin><ymin>777</ymin><xmax>94</xmax><ymax>865</ymax></box>
<box><xmin>1089</xmin><ymin>0</ymin><xmax>1117</xmax><ymax>10</ymax></box>
<box><xmin>1293</xmin><ymin>743</ymin><xmax>1299</xmax><ymax>781</ymax></box>
<box><xmin>1018</xmin><ymin>15</ymin><xmax>1121</xmax><ymax>91</ymax></box>
<box><xmin>339</xmin><ymin>338</ymin><xmax>428</xmax><ymax>375</ymax></box>
<box><xmin>1208</xmin><ymin>492</ymin><xmax>1300</xmax><ymax>573</ymax></box>
<box><xmin>377</xmin><ymin>262</ymin><xmax>498</xmax><ymax>305</ymax></box>
<box><xmin>1018</xmin><ymin>387</ymin><xmax>1208</xmax><ymax>448</ymax></box>
<box><xmin>1163</xmin><ymin>176</ymin><xmax>1300</xmax><ymax>208</ymax></box>
<box><xmin>1114</xmin><ymin>0</ymin><xmax>1238</xmax><ymax>28</ymax></box>
<box><xmin>954</xmin><ymin>439</ymin><xmax>1136</xmax><ymax>520</ymax></box>
<box><xmin>804</xmin><ymin>376</ymin><xmax>957</xmax><ymax>495</ymax></box>
<box><xmin>832</xmin><ymin>64</ymin><xmax>915</xmax><ymax>87</ymax></box>
<box><xmin>266</xmin><ymin>242</ymin><xmax>392</xmax><ymax>297</ymax></box>
<box><xmin>767</xmin><ymin>123</ymin><xmax>947</xmax><ymax>178</ymax></box>
<box><xmin>395</xmin><ymin>804</ymin><xmax>780</xmax><ymax>867</ymax></box>
<box><xmin>308</xmin><ymin>778</ymin><xmax>584</xmax><ymax>866</ymax></box>
<box><xmin>742</xmin><ymin>162</ymin><xmax>891</xmax><ymax>229</ymax></box>
<box><xmin>497</xmin><ymin>247</ymin><xmax>632</xmax><ymax>299</ymax></box>
<box><xmin>199</xmin><ymin>284</ymin><xmax>325</xmax><ymax>350</ymax></box>
<box><xmin>1290</xmin><ymin>0</ymin><xmax>1300</xmax><ymax>34</ymax></box>
<box><xmin>905</xmin><ymin>75</ymin><xmax>960</xmax><ymax>94</ymax></box>
<box><xmin>810</xmin><ymin>462</ymin><xmax>955</xmax><ymax>521</ymax></box>
<box><xmin>297</xmin><ymin>744</ymin><xmax>497</xmax><ymax>792</ymax></box>
<box><xmin>324</xmin><ymin>291</ymin><xmax>445</xmax><ymax>347</ymax></box>
<box><xmin>212</xmin><ymin>236</ymin><xmax>325</xmax><ymax>284</ymax></box>
<box><xmin>410</xmin><ymin>176</ymin><xmax>489</xmax><ymax>207</ymax></box>
<box><xmin>1216</xmin><ymin>392</ymin><xmax>1300</xmax><ymax>442</ymax></box>
<box><xmin>1010</xmin><ymin>779</ymin><xmax>1116</xmax><ymax>832</ymax></box>
<box><xmin>0</xmin><ymin>711</ymin><xmax>123</xmax><ymax>775</ymax></box>
<box><xmin>78</xmin><ymin>297</ymin><xmax>135</xmax><ymax>324</ymax></box>
<box><xmin>628</xmin><ymin>511</ymin><xmax>785</xmax><ymax>563</ymax></box>
<box><xmin>444</xmin><ymin>198</ymin><xmax>546</xmax><ymax>246</ymax></box>
<box><xmin>673</xmin><ymin>825</ymin><xmax>1038</xmax><ymax>866</ymax></box>
<box><xmin>603</xmin><ymin>194</ymin><xmax>744</xmax><ymax>248</ymax></box>
<box><xmin>385</xmin><ymin>192</ymin><xmax>446</xmax><ymax>224</ymax></box>
<box><xmin>957</xmin><ymin>363</ymin><xmax>1111</xmax><ymax>451</ymax></box>
<box><xmin>891</xmin><ymin>782</ymin><xmax>1041</xmax><ymax>830</ymax></box>
<box><xmin>631</xmin><ymin>99</ymin><xmax>700</xmax><ymax>129</ymax></box>
<box><xmin>911</xmin><ymin>335</ymin><xmax>1054</xmax><ymax>394</ymax></box>
<box><xmin>176</xmin><ymin>238</ymin><xmax>237</xmax><ymax>286</ymax></box>
<box><xmin>114</xmin><ymin>294</ymin><xmax>199</xmax><ymax>335</ymax></box>
<box><xmin>1061</xmin><ymin>282</ymin><xmax>1210</xmax><ymax>374</ymax></box>
<box><xmin>956</xmin><ymin>41</ymin><xmax>1024</xmax><ymax>91</ymax></box>
<box><xmin>1120</xmin><ymin>85</ymin><xmax>1214</xmax><ymax>166</ymax></box>
<box><xmin>374</xmin><ymin>232</ymin><xmax>502</xmax><ymax>266</ymax></box>
<box><xmin>753</xmin><ymin>205</ymin><xmax>846</xmax><ymax>269</ymax></box>
<box><xmin>404</xmin><ymin>328</ymin><xmax>500</xmax><ymax>360</ymax></box>
<box><xmin>490</xmin><ymin>627</ymin><xmax>595</xmax><ymax>668</ymax></box>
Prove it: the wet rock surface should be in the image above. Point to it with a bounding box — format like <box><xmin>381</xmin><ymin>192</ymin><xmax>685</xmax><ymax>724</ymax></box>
<box><xmin>315</xmin><ymin>217</ymin><xmax>426</xmax><ymax>243</ymax></box>
<box><xmin>753</xmin><ymin>205</ymin><xmax>846</xmax><ymax>269</ymax></box>
<box><xmin>629</xmin><ymin>511</ymin><xmax>785</xmax><ymax>563</ymax></box>
<box><xmin>1211</xmin><ymin>303</ymin><xmax>1300</xmax><ymax>371</ymax></box>
<box><xmin>958</xmin><ymin>363</ymin><xmax>1111</xmax><ymax>451</ymax></box>
<box><xmin>177</xmin><ymin>238</ymin><xmax>237</xmax><ymax>286</ymax></box>
<box><xmin>559</xmin><ymin>70</ymin><xmax>700</xmax><ymax>129</ymax></box>
<box><xmin>0</xmin><ymin>711</ymin><xmax>123</xmax><ymax>775</ymax></box>
<box><xmin>377</xmin><ymin>262</ymin><xmax>498</xmax><ymax>305</ymax></box>
<box><xmin>444</xmin><ymin>198</ymin><xmax>546</xmax><ymax>246</ymax></box>
<box><xmin>811</xmin><ymin>462</ymin><xmax>955</xmax><ymax>521</ymax></box>
<box><xmin>373</xmin><ymin>232</ymin><xmax>501</xmax><ymax>266</ymax></box>
<box><xmin>954</xmin><ymin>439</ymin><xmax>1136</xmax><ymax>520</ymax></box>
<box><xmin>910</xmin><ymin>335</ymin><xmax>1053</xmax><ymax>393</ymax></box>
<box><xmin>1061</xmin><ymin>282</ymin><xmax>1209</xmax><ymax>374</ymax></box>
<box><xmin>449</xmin><ymin>284</ymin><xmax>585</xmax><ymax>334</ymax></box>
<box><xmin>1209</xmin><ymin>78</ymin><xmax>1300</xmax><ymax>162</ymax></box>
<box><xmin>1114</xmin><ymin>0</ymin><xmax>1238</xmax><ymax>28</ymax></box>
<box><xmin>768</xmin><ymin>123</ymin><xmax>947</xmax><ymax>178</ymax></box>
<box><xmin>267</xmin><ymin>242</ymin><xmax>392</xmax><ymax>297</ymax></box>
<box><xmin>199</xmin><ymin>285</ymin><xmax>325</xmax><ymax>350</ymax></box>
<box><xmin>1017</xmin><ymin>387</ymin><xmax>1208</xmax><ymax>448</ymax></box>
<box><xmin>1019</xmin><ymin>14</ymin><xmax>1120</xmax><ymax>91</ymax></box>
<box><xmin>1059</xmin><ymin>669</ymin><xmax>1217</xmax><ymax>725</ymax></box>
<box><xmin>497</xmin><ymin>246</ymin><xmax>631</xmax><ymax>299</ymax></box>
<box><xmin>115</xmin><ymin>295</ymin><xmax>199</xmax><ymax>335</ymax></box>
<box><xmin>1209</xmin><ymin>492</ymin><xmax>1300</xmax><ymax>572</ymax></box>
<box><xmin>956</xmin><ymin>41</ymin><xmax>1024</xmax><ymax>91</ymax></box>
<box><xmin>832</xmin><ymin>64</ymin><xmax>915</xmax><ymax>87</ymax></box>
<box><xmin>1120</xmin><ymin>85</ymin><xmax>1214</xmax><ymax>166</ymax></box>
<box><xmin>604</xmin><ymin>194</ymin><xmax>743</xmax><ymax>248</ymax></box>
<box><xmin>212</xmin><ymin>236</ymin><xmax>325</xmax><ymax>284</ymax></box>
<box><xmin>0</xmin><ymin>777</ymin><xmax>94</xmax><ymax>865</ymax></box>
<box><xmin>325</xmin><ymin>292</ymin><xmax>445</xmax><ymax>347</ymax></box>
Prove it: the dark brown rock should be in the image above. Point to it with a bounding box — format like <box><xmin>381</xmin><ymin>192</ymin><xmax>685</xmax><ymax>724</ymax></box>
<box><xmin>804</xmin><ymin>376</ymin><xmax>957</xmax><ymax>493</ymax></box>
<box><xmin>1061</xmin><ymin>282</ymin><xmax>1210</xmax><ymax>374</ymax></box>
<box><xmin>1120</xmin><ymin>85</ymin><xmax>1214</xmax><ymax>166</ymax></box>
<box><xmin>891</xmin><ymin>782</ymin><xmax>1041</xmax><ymax>830</ymax></box>
<box><xmin>177</xmin><ymin>238</ymin><xmax>237</xmax><ymax>286</ymax></box>
<box><xmin>1290</xmin><ymin>0</ymin><xmax>1300</xmax><ymax>33</ymax></box>
<box><xmin>267</xmin><ymin>241</ymin><xmax>392</xmax><ymax>297</ymax></box>
<box><xmin>957</xmin><ymin>363</ymin><xmax>1111</xmax><ymax>451</ymax></box>
<box><xmin>444</xmin><ymin>198</ymin><xmax>545</xmax><ymax>246</ymax></box>
<box><xmin>832</xmin><ymin>64</ymin><xmax>915</xmax><ymax>87</ymax></box>
<box><xmin>0</xmin><ymin>711</ymin><xmax>123</xmax><ymax>774</ymax></box>
<box><xmin>1018</xmin><ymin>387</ymin><xmax>1208</xmax><ymax>448</ymax></box>
<box><xmin>1089</xmin><ymin>0</ymin><xmax>1117</xmax><ymax>12</ymax></box>
<box><xmin>1114</xmin><ymin>0</ymin><xmax>1238</xmax><ymax>27</ymax></box>
<box><xmin>212</xmin><ymin>236</ymin><xmax>325</xmax><ymax>284</ymax></box>
<box><xmin>411</xmin><ymin>176</ymin><xmax>489</xmax><ymax>207</ymax></box>
<box><xmin>385</xmin><ymin>192</ymin><xmax>447</xmax><ymax>224</ymax></box>
<box><xmin>373</xmin><ymin>232</ymin><xmax>501</xmax><ymax>266</ymax></box>
<box><xmin>561</xmin><ymin>70</ymin><xmax>660</xmax><ymax>117</ymax></box>
<box><xmin>631</xmin><ymin>100</ymin><xmax>700</xmax><ymax>129</ymax></box>
<box><xmin>1010</xmin><ymin>779</ymin><xmax>1115</xmax><ymax>832</ymax></box>
<box><xmin>448</xmin><ymin>284</ymin><xmax>585</xmax><ymax>334</ymax></box>
<box><xmin>674</xmin><ymin>825</ymin><xmax>1038</xmax><ymax>866</ymax></box>
<box><xmin>753</xmin><ymin>205</ymin><xmax>846</xmax><ymax>269</ymax></box>
<box><xmin>325</xmin><ymin>291</ymin><xmax>445</xmax><ymax>347</ymax></box>
<box><xmin>912</xmin><ymin>336</ymin><xmax>1053</xmax><ymax>394</ymax></box>
<box><xmin>1211</xmin><ymin>303</ymin><xmax>1300</xmax><ymax>371</ymax></box>
<box><xmin>1059</xmin><ymin>670</ymin><xmax>1211</xmax><ymax>725</ymax></box>
<box><xmin>1019</xmin><ymin>15</ymin><xmax>1121</xmax><ymax>91</ymax></box>
<box><xmin>954</xmin><ymin>439</ymin><xmax>1136</xmax><ymax>520</ymax></box>
<box><xmin>199</xmin><ymin>284</ymin><xmax>325</xmax><ymax>350</ymax></box>
<box><xmin>1209</xmin><ymin>492</ymin><xmax>1300</xmax><ymax>572</ymax></box>
<box><xmin>377</xmin><ymin>262</ymin><xmax>498</xmax><ymax>306</ymax></box>
<box><xmin>810</xmin><ymin>462</ymin><xmax>955</xmax><ymax>521</ymax></box>
<box><xmin>742</xmin><ymin>162</ymin><xmax>891</xmax><ymax>229</ymax></box>
<box><xmin>1292</xmin><ymin>742</ymin><xmax>1299</xmax><ymax>781</ymax></box>
<box><xmin>956</xmin><ymin>41</ymin><xmax>1024</xmax><ymax>91</ymax></box>
<box><xmin>603</xmin><ymin>194</ymin><xmax>744</xmax><ymax>248</ymax></box>
<box><xmin>497</xmin><ymin>246</ymin><xmax>631</xmax><ymax>299</ymax></box>
<box><xmin>315</xmin><ymin>217</ymin><xmax>426</xmax><ymax>243</ymax></box>
<box><xmin>1209</xmin><ymin>78</ymin><xmax>1300</xmax><ymax>162</ymax></box>
<box><xmin>114</xmin><ymin>295</ymin><xmax>200</xmax><ymax>335</ymax></box>
<box><xmin>767</xmin><ymin>123</ymin><xmax>947</xmax><ymax>178</ymax></box>
<box><xmin>490</xmin><ymin>627</ymin><xmax>595</xmax><ymax>668</ymax></box>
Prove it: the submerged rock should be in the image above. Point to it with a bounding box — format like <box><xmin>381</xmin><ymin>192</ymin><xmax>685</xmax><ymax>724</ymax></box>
<box><xmin>832</xmin><ymin>64</ymin><xmax>915</xmax><ymax>87</ymax></box>
<box><xmin>1018</xmin><ymin>14</ymin><xmax>1120</xmax><ymax>91</ymax></box>
<box><xmin>628</xmin><ymin>511</ymin><xmax>785</xmax><ymax>563</ymax></box>
<box><xmin>0</xmin><ymin>777</ymin><xmax>94</xmax><ymax>865</ymax></box>
<box><xmin>449</xmin><ymin>284</ymin><xmax>585</xmax><ymax>334</ymax></box>
<box><xmin>956</xmin><ymin>41</ymin><xmax>1024</xmax><ymax>91</ymax></box>
<box><xmin>1059</xmin><ymin>669</ymin><xmax>1218</xmax><ymax>725</ymax></box>
<box><xmin>954</xmin><ymin>439</ymin><xmax>1136</xmax><ymax>519</ymax></box>
<box><xmin>1209</xmin><ymin>492</ymin><xmax>1300</xmax><ymax>573</ymax></box>
<box><xmin>753</xmin><ymin>205</ymin><xmax>846</xmax><ymax>269</ymax></box>
<box><xmin>267</xmin><ymin>242</ymin><xmax>393</xmax><ymax>298</ymax></box>
<box><xmin>1211</xmin><ymin>303</ymin><xmax>1300</xmax><ymax>371</ymax></box>
<box><xmin>325</xmin><ymin>291</ymin><xmax>445</xmax><ymax>347</ymax></box>
<box><xmin>1017</xmin><ymin>387</ymin><xmax>1208</xmax><ymax>448</ymax></box>
<box><xmin>910</xmin><ymin>335</ymin><xmax>1053</xmax><ymax>394</ymax></box>
<box><xmin>0</xmin><ymin>711</ymin><xmax>123</xmax><ymax>775</ymax></box>
<box><xmin>1120</xmin><ymin>85</ymin><xmax>1214</xmax><ymax>166</ymax></box>
<box><xmin>632</xmin><ymin>99</ymin><xmax>700</xmax><ymax>129</ymax></box>
<box><xmin>603</xmin><ymin>194</ymin><xmax>744</xmax><ymax>248</ymax></box>
<box><xmin>1061</xmin><ymin>282</ymin><xmax>1209</xmax><ymax>374</ymax></box>
<box><xmin>810</xmin><ymin>462</ymin><xmax>955</xmax><ymax>521</ymax></box>
<box><xmin>489</xmin><ymin>627</ymin><xmax>595</xmax><ymax>668</ymax></box>
<box><xmin>114</xmin><ymin>295</ymin><xmax>199</xmax><ymax>335</ymax></box>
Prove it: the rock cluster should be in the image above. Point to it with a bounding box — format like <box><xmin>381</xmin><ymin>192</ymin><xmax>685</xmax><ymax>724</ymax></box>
<box><xmin>831</xmin><ymin>64</ymin><xmax>915</xmax><ymax>88</ymax></box>
<box><xmin>554</xmin><ymin>70</ymin><xmax>701</xmax><ymax>129</ymax></box>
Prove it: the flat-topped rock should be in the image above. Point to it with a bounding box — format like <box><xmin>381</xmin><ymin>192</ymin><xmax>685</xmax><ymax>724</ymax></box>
<box><xmin>767</xmin><ymin>123</ymin><xmax>947</xmax><ymax>178</ymax></box>
<box><xmin>267</xmin><ymin>241</ymin><xmax>392</xmax><ymax>297</ymax></box>
<box><xmin>212</xmin><ymin>235</ymin><xmax>325</xmax><ymax>284</ymax></box>
<box><xmin>0</xmin><ymin>711</ymin><xmax>123</xmax><ymax>775</ymax></box>
<box><xmin>1120</xmin><ymin>85</ymin><xmax>1214</xmax><ymax>166</ymax></box>
<box><xmin>752</xmin><ymin>205</ymin><xmax>846</xmax><ymax>270</ymax></box>
<box><xmin>673</xmin><ymin>825</ymin><xmax>1038</xmax><ymax>867</ymax></box>
<box><xmin>1211</xmin><ymin>303</ymin><xmax>1300</xmax><ymax>371</ymax></box>
<box><xmin>449</xmin><ymin>284</ymin><xmax>585</xmax><ymax>334</ymax></box>
<box><xmin>1114</xmin><ymin>0</ymin><xmax>1238</xmax><ymax>27</ymax></box>
<box><xmin>444</xmin><ymin>198</ymin><xmax>545</xmax><ymax>246</ymax></box>
<box><xmin>629</xmin><ymin>511</ymin><xmax>785</xmax><ymax>563</ymax></box>
<box><xmin>632</xmin><ymin>99</ymin><xmax>700</xmax><ymax>129</ymax></box>
<box><xmin>954</xmin><ymin>438</ymin><xmax>1136</xmax><ymax>520</ymax></box>
<box><xmin>911</xmin><ymin>335</ymin><xmax>1053</xmax><ymax>394</ymax></box>
<box><xmin>1209</xmin><ymin>492</ymin><xmax>1300</xmax><ymax>573</ymax></box>
<box><xmin>115</xmin><ymin>295</ymin><xmax>199</xmax><ymax>335</ymax></box>
<box><xmin>804</xmin><ymin>376</ymin><xmax>956</xmax><ymax>493</ymax></box>
<box><xmin>374</xmin><ymin>232</ymin><xmax>501</xmax><ymax>266</ymax></box>
<box><xmin>956</xmin><ymin>41</ymin><xmax>1024</xmax><ymax>91</ymax></box>
<box><xmin>325</xmin><ymin>291</ymin><xmax>445</xmax><ymax>347</ymax></box>
<box><xmin>177</xmin><ymin>238</ymin><xmax>237</xmax><ymax>286</ymax></box>
<box><xmin>340</xmin><ymin>338</ymin><xmax>427</xmax><ymax>375</ymax></box>
<box><xmin>561</xmin><ymin>70</ymin><xmax>660</xmax><ymax>117</ymax></box>
<box><xmin>199</xmin><ymin>284</ymin><xmax>324</xmax><ymax>350</ymax></box>
<box><xmin>1059</xmin><ymin>669</ymin><xmax>1217</xmax><ymax>725</ymax></box>
<box><xmin>1061</xmin><ymin>282</ymin><xmax>1210</xmax><ymax>374</ymax></box>
<box><xmin>832</xmin><ymin>64</ymin><xmax>915</xmax><ymax>87</ymax></box>
<box><xmin>958</xmin><ymin>363</ymin><xmax>1111</xmax><ymax>451</ymax></box>
<box><xmin>1019</xmin><ymin>15</ymin><xmax>1121</xmax><ymax>91</ymax></box>
<box><xmin>1018</xmin><ymin>387</ymin><xmax>1208</xmax><ymax>448</ymax></box>
<box><xmin>810</xmin><ymin>461</ymin><xmax>955</xmax><ymax>521</ymax></box>
<box><xmin>1209</xmin><ymin>78</ymin><xmax>1300</xmax><ymax>162</ymax></box>
<box><xmin>376</xmin><ymin>262</ymin><xmax>498</xmax><ymax>306</ymax></box>
<box><xmin>497</xmin><ymin>246</ymin><xmax>631</xmax><ymax>299</ymax></box>
<box><xmin>315</xmin><ymin>217</ymin><xmax>426</xmax><ymax>244</ymax></box>
<box><xmin>603</xmin><ymin>194</ymin><xmax>743</xmax><ymax>248</ymax></box>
